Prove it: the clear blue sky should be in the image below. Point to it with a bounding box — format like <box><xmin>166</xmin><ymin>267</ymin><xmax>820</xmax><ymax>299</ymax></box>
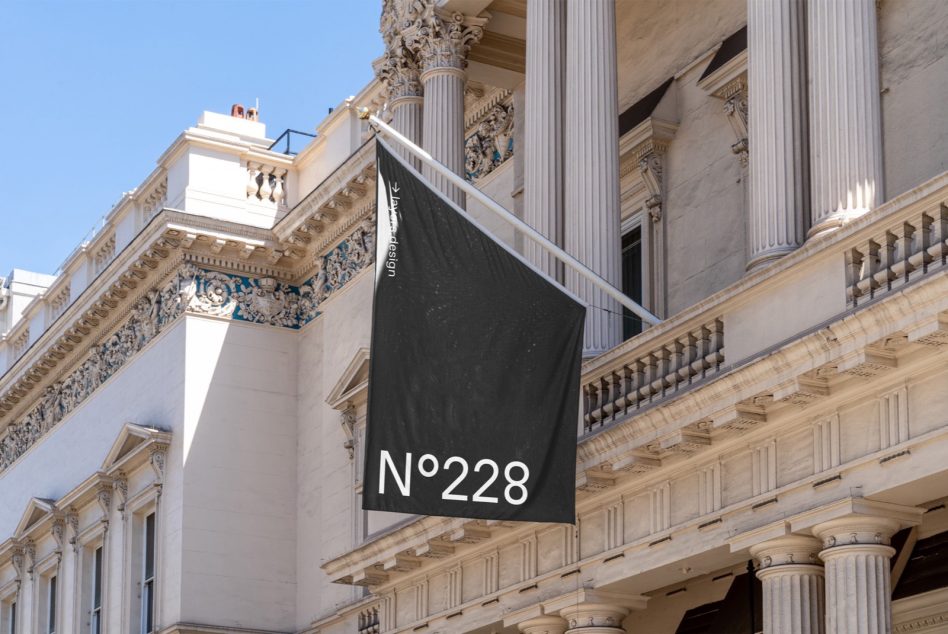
<box><xmin>0</xmin><ymin>0</ymin><xmax>383</xmax><ymax>277</ymax></box>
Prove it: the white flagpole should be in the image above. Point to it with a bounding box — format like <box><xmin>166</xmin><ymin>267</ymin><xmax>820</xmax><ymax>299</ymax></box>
<box><xmin>359</xmin><ymin>109</ymin><xmax>662</xmax><ymax>327</ymax></box>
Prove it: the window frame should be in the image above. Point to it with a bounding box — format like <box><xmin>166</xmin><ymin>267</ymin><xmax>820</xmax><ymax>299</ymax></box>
<box><xmin>90</xmin><ymin>545</ymin><xmax>103</xmax><ymax>634</ymax></box>
<box><xmin>140</xmin><ymin>512</ymin><xmax>156</xmax><ymax>634</ymax></box>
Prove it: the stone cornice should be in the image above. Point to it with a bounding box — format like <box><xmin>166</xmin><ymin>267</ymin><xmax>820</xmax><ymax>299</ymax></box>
<box><xmin>320</xmin><ymin>270</ymin><xmax>947</xmax><ymax>591</ymax></box>
<box><xmin>272</xmin><ymin>139</ymin><xmax>376</xmax><ymax>268</ymax></box>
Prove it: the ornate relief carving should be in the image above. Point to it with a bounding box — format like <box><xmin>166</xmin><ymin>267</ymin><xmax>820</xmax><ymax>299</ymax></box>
<box><xmin>401</xmin><ymin>4</ymin><xmax>485</xmax><ymax>75</ymax></box>
<box><xmin>719</xmin><ymin>77</ymin><xmax>748</xmax><ymax>167</ymax></box>
<box><xmin>149</xmin><ymin>443</ymin><xmax>168</xmax><ymax>481</ymax></box>
<box><xmin>114</xmin><ymin>472</ymin><xmax>129</xmax><ymax>517</ymax></box>
<box><xmin>375</xmin><ymin>48</ymin><xmax>423</xmax><ymax>103</ymax></box>
<box><xmin>0</xmin><ymin>221</ymin><xmax>377</xmax><ymax>474</ymax></box>
<box><xmin>66</xmin><ymin>511</ymin><xmax>80</xmax><ymax>552</ymax></box>
<box><xmin>51</xmin><ymin>515</ymin><xmax>66</xmax><ymax>552</ymax></box>
<box><xmin>465</xmin><ymin>102</ymin><xmax>514</xmax><ymax>181</ymax></box>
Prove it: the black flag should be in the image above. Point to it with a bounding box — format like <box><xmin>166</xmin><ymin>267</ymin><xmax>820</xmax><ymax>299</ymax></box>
<box><xmin>362</xmin><ymin>141</ymin><xmax>585</xmax><ymax>524</ymax></box>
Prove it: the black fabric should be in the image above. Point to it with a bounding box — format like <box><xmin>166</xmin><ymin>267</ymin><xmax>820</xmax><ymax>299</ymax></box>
<box><xmin>362</xmin><ymin>141</ymin><xmax>585</xmax><ymax>524</ymax></box>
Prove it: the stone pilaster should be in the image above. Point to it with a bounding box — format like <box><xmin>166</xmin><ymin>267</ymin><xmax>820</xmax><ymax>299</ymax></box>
<box><xmin>750</xmin><ymin>535</ymin><xmax>825</xmax><ymax>634</ymax></box>
<box><xmin>524</xmin><ymin>0</ymin><xmax>566</xmax><ymax>279</ymax></box>
<box><xmin>518</xmin><ymin>615</ymin><xmax>569</xmax><ymax>634</ymax></box>
<box><xmin>407</xmin><ymin>7</ymin><xmax>485</xmax><ymax>207</ymax></box>
<box><xmin>747</xmin><ymin>0</ymin><xmax>808</xmax><ymax>270</ymax></box>
<box><xmin>565</xmin><ymin>0</ymin><xmax>623</xmax><ymax>355</ymax></box>
<box><xmin>807</xmin><ymin>0</ymin><xmax>884</xmax><ymax>237</ymax></box>
<box><xmin>814</xmin><ymin>516</ymin><xmax>901</xmax><ymax>634</ymax></box>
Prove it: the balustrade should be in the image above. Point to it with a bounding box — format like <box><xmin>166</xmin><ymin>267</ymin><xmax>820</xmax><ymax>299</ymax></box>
<box><xmin>246</xmin><ymin>162</ymin><xmax>287</xmax><ymax>207</ymax></box>
<box><xmin>847</xmin><ymin>203</ymin><xmax>948</xmax><ymax>305</ymax></box>
<box><xmin>583</xmin><ymin>318</ymin><xmax>724</xmax><ymax>432</ymax></box>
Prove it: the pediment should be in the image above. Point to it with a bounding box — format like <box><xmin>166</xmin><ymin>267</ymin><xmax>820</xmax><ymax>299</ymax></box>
<box><xmin>326</xmin><ymin>347</ymin><xmax>370</xmax><ymax>411</ymax></box>
<box><xmin>101</xmin><ymin>423</ymin><xmax>170</xmax><ymax>471</ymax></box>
<box><xmin>14</xmin><ymin>498</ymin><xmax>55</xmax><ymax>538</ymax></box>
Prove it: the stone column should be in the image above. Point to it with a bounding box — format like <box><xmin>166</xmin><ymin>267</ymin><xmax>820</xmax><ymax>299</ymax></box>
<box><xmin>518</xmin><ymin>615</ymin><xmax>569</xmax><ymax>634</ymax></box>
<box><xmin>560</xmin><ymin>602</ymin><xmax>628</xmax><ymax>634</ymax></box>
<box><xmin>750</xmin><ymin>535</ymin><xmax>825</xmax><ymax>634</ymax></box>
<box><xmin>524</xmin><ymin>0</ymin><xmax>566</xmax><ymax>279</ymax></box>
<box><xmin>807</xmin><ymin>0</ymin><xmax>884</xmax><ymax>238</ymax></box>
<box><xmin>409</xmin><ymin>9</ymin><xmax>485</xmax><ymax>207</ymax></box>
<box><xmin>374</xmin><ymin>49</ymin><xmax>423</xmax><ymax>168</ymax></box>
<box><xmin>814</xmin><ymin>516</ymin><xmax>901</xmax><ymax>634</ymax></box>
<box><xmin>565</xmin><ymin>0</ymin><xmax>623</xmax><ymax>355</ymax></box>
<box><xmin>746</xmin><ymin>0</ymin><xmax>808</xmax><ymax>270</ymax></box>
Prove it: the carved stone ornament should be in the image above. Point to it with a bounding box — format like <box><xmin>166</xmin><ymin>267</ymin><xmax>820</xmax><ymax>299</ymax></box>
<box><xmin>67</xmin><ymin>511</ymin><xmax>80</xmax><ymax>552</ymax></box>
<box><xmin>465</xmin><ymin>102</ymin><xmax>514</xmax><ymax>181</ymax></box>
<box><xmin>402</xmin><ymin>4</ymin><xmax>485</xmax><ymax>75</ymax></box>
<box><xmin>0</xmin><ymin>221</ymin><xmax>376</xmax><ymax>474</ymax></box>
<box><xmin>150</xmin><ymin>444</ymin><xmax>168</xmax><ymax>481</ymax></box>
<box><xmin>51</xmin><ymin>515</ymin><xmax>66</xmax><ymax>552</ymax></box>
<box><xmin>96</xmin><ymin>483</ymin><xmax>113</xmax><ymax>518</ymax></box>
<box><xmin>114</xmin><ymin>472</ymin><xmax>129</xmax><ymax>516</ymax></box>
<box><xmin>341</xmin><ymin>407</ymin><xmax>357</xmax><ymax>460</ymax></box>
<box><xmin>375</xmin><ymin>48</ymin><xmax>423</xmax><ymax>103</ymax></box>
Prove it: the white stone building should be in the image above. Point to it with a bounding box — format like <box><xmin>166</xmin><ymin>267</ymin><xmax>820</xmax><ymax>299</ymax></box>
<box><xmin>1</xmin><ymin>1</ymin><xmax>947</xmax><ymax>633</ymax></box>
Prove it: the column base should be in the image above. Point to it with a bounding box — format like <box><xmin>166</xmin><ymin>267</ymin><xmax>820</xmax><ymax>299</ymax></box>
<box><xmin>807</xmin><ymin>208</ymin><xmax>871</xmax><ymax>240</ymax></box>
<box><xmin>746</xmin><ymin>246</ymin><xmax>800</xmax><ymax>272</ymax></box>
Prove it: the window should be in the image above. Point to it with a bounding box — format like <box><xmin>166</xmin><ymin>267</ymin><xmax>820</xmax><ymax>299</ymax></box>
<box><xmin>3</xmin><ymin>600</ymin><xmax>15</xmax><ymax>634</ymax></box>
<box><xmin>621</xmin><ymin>226</ymin><xmax>643</xmax><ymax>339</ymax></box>
<box><xmin>141</xmin><ymin>513</ymin><xmax>155</xmax><ymax>634</ymax></box>
<box><xmin>91</xmin><ymin>547</ymin><xmax>103</xmax><ymax>634</ymax></box>
<box><xmin>47</xmin><ymin>575</ymin><xmax>57</xmax><ymax>634</ymax></box>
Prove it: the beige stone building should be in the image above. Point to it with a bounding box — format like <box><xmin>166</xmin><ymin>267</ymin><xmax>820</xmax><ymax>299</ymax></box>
<box><xmin>1</xmin><ymin>1</ymin><xmax>947</xmax><ymax>633</ymax></box>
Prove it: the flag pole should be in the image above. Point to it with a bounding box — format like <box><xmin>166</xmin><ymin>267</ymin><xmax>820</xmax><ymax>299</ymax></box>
<box><xmin>359</xmin><ymin>109</ymin><xmax>662</xmax><ymax>327</ymax></box>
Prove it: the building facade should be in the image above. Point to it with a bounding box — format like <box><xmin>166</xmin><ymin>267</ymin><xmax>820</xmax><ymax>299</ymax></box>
<box><xmin>1</xmin><ymin>1</ymin><xmax>947</xmax><ymax>633</ymax></box>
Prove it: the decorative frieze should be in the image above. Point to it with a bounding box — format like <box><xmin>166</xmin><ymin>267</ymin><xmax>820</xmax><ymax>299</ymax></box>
<box><xmin>0</xmin><ymin>220</ymin><xmax>376</xmax><ymax>473</ymax></box>
<box><xmin>465</xmin><ymin>101</ymin><xmax>514</xmax><ymax>181</ymax></box>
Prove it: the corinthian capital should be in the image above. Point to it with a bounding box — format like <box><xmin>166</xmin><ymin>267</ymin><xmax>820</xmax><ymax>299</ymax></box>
<box><xmin>374</xmin><ymin>49</ymin><xmax>422</xmax><ymax>104</ymax></box>
<box><xmin>404</xmin><ymin>7</ymin><xmax>486</xmax><ymax>77</ymax></box>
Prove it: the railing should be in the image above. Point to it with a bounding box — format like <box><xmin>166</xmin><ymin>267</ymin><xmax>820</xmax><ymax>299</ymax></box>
<box><xmin>246</xmin><ymin>163</ymin><xmax>288</xmax><ymax>208</ymax></box>
<box><xmin>358</xmin><ymin>606</ymin><xmax>380</xmax><ymax>634</ymax></box>
<box><xmin>583</xmin><ymin>317</ymin><xmax>724</xmax><ymax>432</ymax></box>
<box><xmin>267</xmin><ymin>128</ymin><xmax>317</xmax><ymax>156</ymax></box>
<box><xmin>847</xmin><ymin>203</ymin><xmax>948</xmax><ymax>306</ymax></box>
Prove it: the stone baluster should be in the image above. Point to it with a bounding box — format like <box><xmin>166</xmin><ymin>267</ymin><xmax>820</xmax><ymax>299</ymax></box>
<box><xmin>813</xmin><ymin>516</ymin><xmax>901</xmax><ymax>634</ymax></box>
<box><xmin>565</xmin><ymin>0</ymin><xmax>623</xmax><ymax>355</ymax></box>
<box><xmin>408</xmin><ymin>7</ymin><xmax>485</xmax><ymax>207</ymax></box>
<box><xmin>807</xmin><ymin>0</ymin><xmax>884</xmax><ymax>237</ymax></box>
<box><xmin>746</xmin><ymin>0</ymin><xmax>808</xmax><ymax>269</ymax></box>
<box><xmin>524</xmin><ymin>0</ymin><xmax>566</xmax><ymax>279</ymax></box>
<box><xmin>750</xmin><ymin>535</ymin><xmax>825</xmax><ymax>634</ymax></box>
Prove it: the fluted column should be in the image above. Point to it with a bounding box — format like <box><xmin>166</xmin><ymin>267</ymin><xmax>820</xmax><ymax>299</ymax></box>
<box><xmin>565</xmin><ymin>0</ymin><xmax>622</xmax><ymax>355</ymax></box>
<box><xmin>814</xmin><ymin>516</ymin><xmax>901</xmax><ymax>634</ymax></box>
<box><xmin>746</xmin><ymin>0</ymin><xmax>809</xmax><ymax>270</ymax></box>
<box><xmin>524</xmin><ymin>0</ymin><xmax>566</xmax><ymax>279</ymax></box>
<box><xmin>374</xmin><ymin>50</ymin><xmax>423</xmax><ymax>168</ymax></box>
<box><xmin>807</xmin><ymin>0</ymin><xmax>884</xmax><ymax>237</ymax></box>
<box><xmin>518</xmin><ymin>615</ymin><xmax>569</xmax><ymax>634</ymax></box>
<box><xmin>750</xmin><ymin>535</ymin><xmax>825</xmax><ymax>634</ymax></box>
<box><xmin>560</xmin><ymin>602</ymin><xmax>628</xmax><ymax>634</ymax></box>
<box><xmin>409</xmin><ymin>9</ymin><xmax>485</xmax><ymax>207</ymax></box>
